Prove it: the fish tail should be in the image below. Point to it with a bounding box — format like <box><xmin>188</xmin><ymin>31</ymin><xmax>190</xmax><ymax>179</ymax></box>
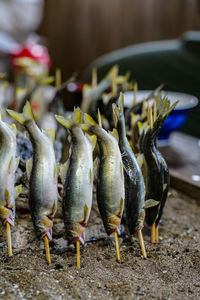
<box><xmin>81</xmin><ymin>113</ymin><xmax>98</xmax><ymax>131</ymax></box>
<box><xmin>55</xmin><ymin>107</ymin><xmax>81</xmax><ymax>130</ymax></box>
<box><xmin>7</xmin><ymin>101</ymin><xmax>34</xmax><ymax>125</ymax></box>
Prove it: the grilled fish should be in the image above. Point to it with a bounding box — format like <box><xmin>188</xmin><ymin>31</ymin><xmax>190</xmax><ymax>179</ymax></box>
<box><xmin>0</xmin><ymin>120</ymin><xmax>19</xmax><ymax>226</ymax></box>
<box><xmin>84</xmin><ymin>113</ymin><xmax>125</xmax><ymax>235</ymax></box>
<box><xmin>7</xmin><ymin>102</ymin><xmax>58</xmax><ymax>240</ymax></box>
<box><xmin>55</xmin><ymin>108</ymin><xmax>96</xmax><ymax>244</ymax></box>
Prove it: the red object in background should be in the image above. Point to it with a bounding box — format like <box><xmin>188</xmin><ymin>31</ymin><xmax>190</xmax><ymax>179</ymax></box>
<box><xmin>11</xmin><ymin>42</ymin><xmax>51</xmax><ymax>70</ymax></box>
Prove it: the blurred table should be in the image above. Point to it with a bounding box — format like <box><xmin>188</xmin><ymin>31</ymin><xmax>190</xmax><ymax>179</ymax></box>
<box><xmin>159</xmin><ymin>132</ymin><xmax>200</xmax><ymax>200</ymax></box>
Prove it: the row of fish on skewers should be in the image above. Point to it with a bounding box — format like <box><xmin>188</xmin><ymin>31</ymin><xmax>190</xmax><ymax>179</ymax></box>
<box><xmin>0</xmin><ymin>85</ymin><xmax>177</xmax><ymax>267</ymax></box>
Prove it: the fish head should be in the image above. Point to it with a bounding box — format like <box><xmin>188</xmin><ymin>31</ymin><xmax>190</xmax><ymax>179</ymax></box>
<box><xmin>34</xmin><ymin>214</ymin><xmax>54</xmax><ymax>241</ymax></box>
<box><xmin>105</xmin><ymin>214</ymin><xmax>122</xmax><ymax>236</ymax></box>
<box><xmin>65</xmin><ymin>222</ymin><xmax>86</xmax><ymax>245</ymax></box>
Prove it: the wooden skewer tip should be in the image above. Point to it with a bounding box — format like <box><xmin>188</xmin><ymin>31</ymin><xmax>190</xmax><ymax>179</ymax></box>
<box><xmin>6</xmin><ymin>222</ymin><xmax>13</xmax><ymax>257</ymax></box>
<box><xmin>114</xmin><ymin>231</ymin><xmax>121</xmax><ymax>262</ymax></box>
<box><xmin>76</xmin><ymin>240</ymin><xmax>80</xmax><ymax>268</ymax></box>
<box><xmin>44</xmin><ymin>235</ymin><xmax>51</xmax><ymax>264</ymax></box>
<box><xmin>138</xmin><ymin>230</ymin><xmax>147</xmax><ymax>259</ymax></box>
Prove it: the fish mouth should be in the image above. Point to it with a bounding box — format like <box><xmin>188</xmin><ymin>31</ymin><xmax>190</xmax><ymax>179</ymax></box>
<box><xmin>0</xmin><ymin>205</ymin><xmax>15</xmax><ymax>226</ymax></box>
<box><xmin>33</xmin><ymin>215</ymin><xmax>54</xmax><ymax>241</ymax></box>
<box><xmin>64</xmin><ymin>222</ymin><xmax>86</xmax><ymax>245</ymax></box>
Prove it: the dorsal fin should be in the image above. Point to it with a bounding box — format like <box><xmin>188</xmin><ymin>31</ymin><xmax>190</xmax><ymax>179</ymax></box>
<box><xmin>4</xmin><ymin>189</ymin><xmax>10</xmax><ymax>206</ymax></box>
<box><xmin>97</xmin><ymin>109</ymin><xmax>102</xmax><ymax>128</ymax></box>
<box><xmin>8</xmin><ymin>124</ymin><xmax>17</xmax><ymax>135</ymax></box>
<box><xmin>85</xmin><ymin>133</ymin><xmax>97</xmax><ymax>150</ymax></box>
<box><xmin>42</xmin><ymin>128</ymin><xmax>55</xmax><ymax>142</ymax></box>
<box><xmin>15</xmin><ymin>184</ymin><xmax>22</xmax><ymax>199</ymax></box>
<box><xmin>108</xmin><ymin>128</ymin><xmax>119</xmax><ymax>142</ymax></box>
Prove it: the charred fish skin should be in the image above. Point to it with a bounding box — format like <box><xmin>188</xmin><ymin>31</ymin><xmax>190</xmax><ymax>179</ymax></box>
<box><xmin>55</xmin><ymin>109</ymin><xmax>96</xmax><ymax>244</ymax></box>
<box><xmin>113</xmin><ymin>97</ymin><xmax>146</xmax><ymax>234</ymax></box>
<box><xmin>7</xmin><ymin>102</ymin><xmax>58</xmax><ymax>240</ymax></box>
<box><xmin>0</xmin><ymin>121</ymin><xmax>17</xmax><ymax>226</ymax></box>
<box><xmin>141</xmin><ymin>120</ymin><xmax>164</xmax><ymax>226</ymax></box>
<box><xmin>84</xmin><ymin>114</ymin><xmax>125</xmax><ymax>236</ymax></box>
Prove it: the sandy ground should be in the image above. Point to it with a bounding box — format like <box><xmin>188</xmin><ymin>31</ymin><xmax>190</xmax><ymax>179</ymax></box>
<box><xmin>0</xmin><ymin>190</ymin><xmax>200</xmax><ymax>300</ymax></box>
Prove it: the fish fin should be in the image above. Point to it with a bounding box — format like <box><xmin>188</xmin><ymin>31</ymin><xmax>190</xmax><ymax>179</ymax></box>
<box><xmin>51</xmin><ymin>200</ymin><xmax>57</xmax><ymax>216</ymax></box>
<box><xmin>152</xmin><ymin>152</ymin><xmax>159</xmax><ymax>168</ymax></box>
<box><xmin>84</xmin><ymin>113</ymin><xmax>97</xmax><ymax>127</ymax></box>
<box><xmin>163</xmin><ymin>101</ymin><xmax>179</xmax><ymax>119</ymax></box>
<box><xmin>55</xmin><ymin>108</ymin><xmax>81</xmax><ymax>130</ymax></box>
<box><xmin>105</xmin><ymin>65</ymin><xmax>119</xmax><ymax>79</ymax></box>
<box><xmin>56</xmin><ymin>163</ymin><xmax>60</xmax><ymax>178</ymax></box>
<box><xmin>163</xmin><ymin>183</ymin><xmax>167</xmax><ymax>192</ymax></box>
<box><xmin>4</xmin><ymin>189</ymin><xmax>10</xmax><ymax>206</ymax></box>
<box><xmin>8</xmin><ymin>157</ymin><xmax>13</xmax><ymax>170</ymax></box>
<box><xmin>143</xmin><ymin>199</ymin><xmax>159</xmax><ymax>209</ymax></box>
<box><xmin>15</xmin><ymin>156</ymin><xmax>20</xmax><ymax>172</ymax></box>
<box><xmin>8</xmin><ymin>123</ymin><xmax>17</xmax><ymax>135</ymax></box>
<box><xmin>137</xmin><ymin>121</ymin><xmax>144</xmax><ymax>135</ymax></box>
<box><xmin>42</xmin><ymin>128</ymin><xmax>55</xmax><ymax>142</ymax></box>
<box><xmin>130</xmin><ymin>113</ymin><xmax>140</xmax><ymax>126</ymax></box>
<box><xmin>97</xmin><ymin>109</ymin><xmax>102</xmax><ymax>128</ymax></box>
<box><xmin>112</xmin><ymin>103</ymin><xmax>118</xmax><ymax>128</ymax></box>
<box><xmin>78</xmin><ymin>204</ymin><xmax>89</xmax><ymax>225</ymax></box>
<box><xmin>89</xmin><ymin>168</ymin><xmax>92</xmax><ymax>184</ymax></box>
<box><xmin>60</xmin><ymin>160</ymin><xmax>69</xmax><ymax>182</ymax></box>
<box><xmin>84</xmin><ymin>204</ymin><xmax>89</xmax><ymax>222</ymax></box>
<box><xmin>108</xmin><ymin>128</ymin><xmax>119</xmax><ymax>142</ymax></box>
<box><xmin>115</xmin><ymin>197</ymin><xmax>124</xmax><ymax>218</ymax></box>
<box><xmin>38</xmin><ymin>76</ymin><xmax>54</xmax><ymax>85</ymax></box>
<box><xmin>119</xmin><ymin>92</ymin><xmax>124</xmax><ymax>113</ymax></box>
<box><xmin>7</xmin><ymin>101</ymin><xmax>34</xmax><ymax>125</ymax></box>
<box><xmin>136</xmin><ymin>153</ymin><xmax>144</xmax><ymax>168</ymax></box>
<box><xmin>26</xmin><ymin>157</ymin><xmax>33</xmax><ymax>179</ymax></box>
<box><xmin>85</xmin><ymin>133</ymin><xmax>97</xmax><ymax>150</ymax></box>
<box><xmin>15</xmin><ymin>184</ymin><xmax>22</xmax><ymax>199</ymax></box>
<box><xmin>120</xmin><ymin>162</ymin><xmax>123</xmax><ymax>178</ymax></box>
<box><xmin>102</xmin><ymin>92</ymin><xmax>112</xmax><ymax>106</ymax></box>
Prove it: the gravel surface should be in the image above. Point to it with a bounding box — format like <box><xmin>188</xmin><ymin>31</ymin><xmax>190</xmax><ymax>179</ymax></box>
<box><xmin>0</xmin><ymin>190</ymin><xmax>200</xmax><ymax>300</ymax></box>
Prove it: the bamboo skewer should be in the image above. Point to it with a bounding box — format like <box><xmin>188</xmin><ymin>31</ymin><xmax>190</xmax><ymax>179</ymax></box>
<box><xmin>44</xmin><ymin>235</ymin><xmax>51</xmax><ymax>264</ymax></box>
<box><xmin>111</xmin><ymin>68</ymin><xmax>118</xmax><ymax>97</ymax></box>
<box><xmin>142</xmin><ymin>97</ymin><xmax>146</xmax><ymax>118</ymax></box>
<box><xmin>76</xmin><ymin>240</ymin><xmax>80</xmax><ymax>268</ymax></box>
<box><xmin>114</xmin><ymin>231</ymin><xmax>121</xmax><ymax>262</ymax></box>
<box><xmin>91</xmin><ymin>68</ymin><xmax>97</xmax><ymax>89</ymax></box>
<box><xmin>151</xmin><ymin>223</ymin><xmax>156</xmax><ymax>243</ymax></box>
<box><xmin>6</xmin><ymin>222</ymin><xmax>13</xmax><ymax>257</ymax></box>
<box><xmin>138</xmin><ymin>230</ymin><xmax>147</xmax><ymax>259</ymax></box>
<box><xmin>132</xmin><ymin>82</ymin><xmax>138</xmax><ymax>106</ymax></box>
<box><xmin>153</xmin><ymin>101</ymin><xmax>157</xmax><ymax>122</ymax></box>
<box><xmin>56</xmin><ymin>68</ymin><xmax>61</xmax><ymax>90</ymax></box>
<box><xmin>98</xmin><ymin>108</ymin><xmax>102</xmax><ymax>128</ymax></box>
<box><xmin>155</xmin><ymin>225</ymin><xmax>159</xmax><ymax>243</ymax></box>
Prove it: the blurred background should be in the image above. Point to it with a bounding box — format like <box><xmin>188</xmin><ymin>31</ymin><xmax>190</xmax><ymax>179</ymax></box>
<box><xmin>39</xmin><ymin>0</ymin><xmax>200</xmax><ymax>78</ymax></box>
<box><xmin>0</xmin><ymin>0</ymin><xmax>200</xmax><ymax>136</ymax></box>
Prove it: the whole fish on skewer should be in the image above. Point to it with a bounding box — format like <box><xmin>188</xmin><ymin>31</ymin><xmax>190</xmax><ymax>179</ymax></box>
<box><xmin>0</xmin><ymin>118</ymin><xmax>21</xmax><ymax>256</ymax></box>
<box><xmin>139</xmin><ymin>98</ymin><xmax>178</xmax><ymax>242</ymax></box>
<box><xmin>55</xmin><ymin>108</ymin><xmax>96</xmax><ymax>268</ymax></box>
<box><xmin>7</xmin><ymin>102</ymin><xmax>58</xmax><ymax>263</ymax></box>
<box><xmin>83</xmin><ymin>112</ymin><xmax>125</xmax><ymax>261</ymax></box>
<box><xmin>113</xmin><ymin>93</ymin><xmax>158</xmax><ymax>258</ymax></box>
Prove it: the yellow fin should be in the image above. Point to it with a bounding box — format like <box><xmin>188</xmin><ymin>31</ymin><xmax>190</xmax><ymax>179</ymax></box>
<box><xmin>112</xmin><ymin>104</ymin><xmax>118</xmax><ymax>128</ymax></box>
<box><xmin>84</xmin><ymin>204</ymin><xmax>89</xmax><ymax>223</ymax></box>
<box><xmin>8</xmin><ymin>124</ymin><xmax>17</xmax><ymax>135</ymax></box>
<box><xmin>163</xmin><ymin>183</ymin><xmax>167</xmax><ymax>192</ymax></box>
<box><xmin>8</xmin><ymin>157</ymin><xmax>13</xmax><ymax>170</ymax></box>
<box><xmin>15</xmin><ymin>157</ymin><xmax>20</xmax><ymax>172</ymax></box>
<box><xmin>84</xmin><ymin>113</ymin><xmax>97</xmax><ymax>127</ymax></box>
<box><xmin>143</xmin><ymin>199</ymin><xmax>159</xmax><ymax>209</ymax></box>
<box><xmin>108</xmin><ymin>128</ymin><xmax>119</xmax><ymax>142</ymax></box>
<box><xmin>85</xmin><ymin>133</ymin><xmax>97</xmax><ymax>150</ymax></box>
<box><xmin>42</xmin><ymin>128</ymin><xmax>55</xmax><ymax>142</ymax></box>
<box><xmin>119</xmin><ymin>92</ymin><xmax>124</xmax><ymax>113</ymax></box>
<box><xmin>55</xmin><ymin>108</ymin><xmax>81</xmax><ymax>130</ymax></box>
<box><xmin>120</xmin><ymin>162</ymin><xmax>123</xmax><ymax>178</ymax></box>
<box><xmin>115</xmin><ymin>198</ymin><xmax>124</xmax><ymax>218</ymax></box>
<box><xmin>152</xmin><ymin>152</ymin><xmax>159</xmax><ymax>168</ymax></box>
<box><xmin>4</xmin><ymin>189</ymin><xmax>10</xmax><ymax>206</ymax></box>
<box><xmin>15</xmin><ymin>184</ymin><xmax>22</xmax><ymax>199</ymax></box>
<box><xmin>26</xmin><ymin>157</ymin><xmax>33</xmax><ymax>179</ymax></box>
<box><xmin>89</xmin><ymin>168</ymin><xmax>92</xmax><ymax>184</ymax></box>
<box><xmin>7</xmin><ymin>101</ymin><xmax>34</xmax><ymax>125</ymax></box>
<box><xmin>136</xmin><ymin>154</ymin><xmax>144</xmax><ymax>168</ymax></box>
